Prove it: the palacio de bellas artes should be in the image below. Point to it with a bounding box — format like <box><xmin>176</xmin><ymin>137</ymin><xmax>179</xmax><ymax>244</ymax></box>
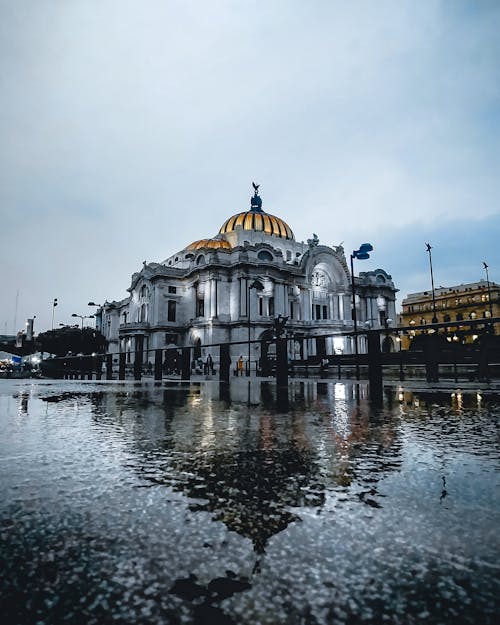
<box><xmin>98</xmin><ymin>184</ymin><xmax>397</xmax><ymax>371</ymax></box>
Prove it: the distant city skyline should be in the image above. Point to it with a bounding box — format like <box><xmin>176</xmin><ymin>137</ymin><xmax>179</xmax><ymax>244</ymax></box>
<box><xmin>1</xmin><ymin>1</ymin><xmax>499</xmax><ymax>333</ymax></box>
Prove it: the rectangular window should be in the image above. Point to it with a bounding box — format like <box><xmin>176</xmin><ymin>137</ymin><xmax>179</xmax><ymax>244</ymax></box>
<box><xmin>168</xmin><ymin>300</ymin><xmax>176</xmax><ymax>322</ymax></box>
<box><xmin>269</xmin><ymin>297</ymin><xmax>274</xmax><ymax>317</ymax></box>
<box><xmin>315</xmin><ymin>304</ymin><xmax>321</xmax><ymax>320</ymax></box>
<box><xmin>289</xmin><ymin>301</ymin><xmax>294</xmax><ymax>320</ymax></box>
<box><xmin>196</xmin><ymin>298</ymin><xmax>204</xmax><ymax>317</ymax></box>
<box><xmin>168</xmin><ymin>286</ymin><xmax>177</xmax><ymax>294</ymax></box>
<box><xmin>322</xmin><ymin>305</ymin><xmax>328</xmax><ymax>320</ymax></box>
<box><xmin>259</xmin><ymin>297</ymin><xmax>263</xmax><ymax>316</ymax></box>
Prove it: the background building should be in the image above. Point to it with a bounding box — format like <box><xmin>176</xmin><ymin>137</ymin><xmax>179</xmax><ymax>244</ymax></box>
<box><xmin>399</xmin><ymin>280</ymin><xmax>499</xmax><ymax>347</ymax></box>
<box><xmin>99</xmin><ymin>187</ymin><xmax>397</xmax><ymax>369</ymax></box>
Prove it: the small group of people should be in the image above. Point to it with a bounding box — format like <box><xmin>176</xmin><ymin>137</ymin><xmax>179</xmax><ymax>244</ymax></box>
<box><xmin>203</xmin><ymin>353</ymin><xmax>214</xmax><ymax>375</ymax></box>
<box><xmin>191</xmin><ymin>353</ymin><xmax>215</xmax><ymax>375</ymax></box>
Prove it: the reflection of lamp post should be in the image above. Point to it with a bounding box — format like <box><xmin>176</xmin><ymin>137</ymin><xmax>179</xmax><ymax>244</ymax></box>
<box><xmin>482</xmin><ymin>262</ymin><xmax>494</xmax><ymax>320</ymax></box>
<box><xmin>350</xmin><ymin>243</ymin><xmax>373</xmax><ymax>380</ymax></box>
<box><xmin>247</xmin><ymin>279</ymin><xmax>264</xmax><ymax>376</ymax></box>
<box><xmin>425</xmin><ymin>243</ymin><xmax>438</xmax><ymax>323</ymax></box>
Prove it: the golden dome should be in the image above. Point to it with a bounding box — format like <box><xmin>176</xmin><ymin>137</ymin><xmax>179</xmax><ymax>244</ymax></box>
<box><xmin>186</xmin><ymin>238</ymin><xmax>232</xmax><ymax>251</ymax></box>
<box><xmin>219</xmin><ymin>210</ymin><xmax>294</xmax><ymax>240</ymax></box>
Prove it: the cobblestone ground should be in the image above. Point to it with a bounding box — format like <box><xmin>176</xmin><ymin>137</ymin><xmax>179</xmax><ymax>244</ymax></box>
<box><xmin>0</xmin><ymin>379</ymin><xmax>499</xmax><ymax>625</ymax></box>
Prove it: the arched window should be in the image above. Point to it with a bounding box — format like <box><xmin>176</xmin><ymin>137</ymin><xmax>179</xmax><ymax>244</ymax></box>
<box><xmin>196</xmin><ymin>255</ymin><xmax>205</xmax><ymax>266</ymax></box>
<box><xmin>193</xmin><ymin>338</ymin><xmax>202</xmax><ymax>360</ymax></box>
<box><xmin>257</xmin><ymin>250</ymin><xmax>273</xmax><ymax>262</ymax></box>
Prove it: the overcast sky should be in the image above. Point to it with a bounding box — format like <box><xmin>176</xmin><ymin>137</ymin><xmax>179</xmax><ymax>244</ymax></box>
<box><xmin>1</xmin><ymin>0</ymin><xmax>499</xmax><ymax>334</ymax></box>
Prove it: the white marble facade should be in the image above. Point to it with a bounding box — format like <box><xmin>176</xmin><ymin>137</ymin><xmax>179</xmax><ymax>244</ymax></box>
<box><xmin>98</xmin><ymin>189</ymin><xmax>397</xmax><ymax>365</ymax></box>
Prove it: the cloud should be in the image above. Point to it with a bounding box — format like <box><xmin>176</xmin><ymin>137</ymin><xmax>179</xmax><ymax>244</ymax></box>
<box><xmin>0</xmin><ymin>0</ymin><xmax>499</xmax><ymax>331</ymax></box>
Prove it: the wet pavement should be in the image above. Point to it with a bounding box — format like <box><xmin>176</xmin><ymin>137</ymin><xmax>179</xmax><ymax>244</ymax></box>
<box><xmin>0</xmin><ymin>378</ymin><xmax>499</xmax><ymax>625</ymax></box>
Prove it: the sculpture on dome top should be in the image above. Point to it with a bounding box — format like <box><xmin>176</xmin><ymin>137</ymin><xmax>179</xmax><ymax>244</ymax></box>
<box><xmin>251</xmin><ymin>181</ymin><xmax>263</xmax><ymax>211</ymax></box>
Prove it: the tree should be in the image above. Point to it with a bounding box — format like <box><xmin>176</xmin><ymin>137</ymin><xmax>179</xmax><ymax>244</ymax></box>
<box><xmin>36</xmin><ymin>326</ymin><xmax>107</xmax><ymax>357</ymax></box>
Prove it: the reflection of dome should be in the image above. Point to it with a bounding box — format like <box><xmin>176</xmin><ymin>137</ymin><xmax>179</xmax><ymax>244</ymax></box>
<box><xmin>219</xmin><ymin>211</ymin><xmax>294</xmax><ymax>240</ymax></box>
<box><xmin>186</xmin><ymin>238</ymin><xmax>232</xmax><ymax>251</ymax></box>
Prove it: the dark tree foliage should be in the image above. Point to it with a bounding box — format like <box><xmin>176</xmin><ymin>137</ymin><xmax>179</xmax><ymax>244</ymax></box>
<box><xmin>36</xmin><ymin>327</ymin><xmax>107</xmax><ymax>356</ymax></box>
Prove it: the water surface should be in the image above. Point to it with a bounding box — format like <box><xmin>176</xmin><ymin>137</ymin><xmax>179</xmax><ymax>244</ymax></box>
<box><xmin>0</xmin><ymin>379</ymin><xmax>498</xmax><ymax>624</ymax></box>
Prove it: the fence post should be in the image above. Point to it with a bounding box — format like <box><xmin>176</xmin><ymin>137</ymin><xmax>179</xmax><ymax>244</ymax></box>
<box><xmin>181</xmin><ymin>347</ymin><xmax>191</xmax><ymax>380</ymax></box>
<box><xmin>423</xmin><ymin>334</ymin><xmax>440</xmax><ymax>383</ymax></box>
<box><xmin>154</xmin><ymin>349</ymin><xmax>163</xmax><ymax>381</ymax></box>
<box><xmin>95</xmin><ymin>355</ymin><xmax>102</xmax><ymax>380</ymax></box>
<box><xmin>134</xmin><ymin>347</ymin><xmax>142</xmax><ymax>381</ymax></box>
<box><xmin>219</xmin><ymin>343</ymin><xmax>230</xmax><ymax>383</ymax></box>
<box><xmin>106</xmin><ymin>354</ymin><xmax>113</xmax><ymax>380</ymax></box>
<box><xmin>119</xmin><ymin>353</ymin><xmax>126</xmax><ymax>380</ymax></box>
<box><xmin>276</xmin><ymin>337</ymin><xmax>288</xmax><ymax>387</ymax></box>
<box><xmin>367</xmin><ymin>330</ymin><xmax>383</xmax><ymax>406</ymax></box>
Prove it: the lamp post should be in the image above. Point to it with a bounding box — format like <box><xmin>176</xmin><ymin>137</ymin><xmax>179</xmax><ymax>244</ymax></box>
<box><xmin>350</xmin><ymin>243</ymin><xmax>373</xmax><ymax>380</ymax></box>
<box><xmin>247</xmin><ymin>279</ymin><xmax>264</xmax><ymax>376</ymax></box>
<box><xmin>71</xmin><ymin>313</ymin><xmax>94</xmax><ymax>330</ymax></box>
<box><xmin>88</xmin><ymin>302</ymin><xmax>102</xmax><ymax>330</ymax></box>
<box><xmin>482</xmin><ymin>262</ymin><xmax>494</xmax><ymax>320</ymax></box>
<box><xmin>395</xmin><ymin>335</ymin><xmax>405</xmax><ymax>381</ymax></box>
<box><xmin>425</xmin><ymin>243</ymin><xmax>438</xmax><ymax>324</ymax></box>
<box><xmin>51</xmin><ymin>298</ymin><xmax>58</xmax><ymax>331</ymax></box>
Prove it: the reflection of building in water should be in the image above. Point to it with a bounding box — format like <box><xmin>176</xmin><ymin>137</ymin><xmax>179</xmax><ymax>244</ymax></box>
<box><xmin>98</xmin><ymin>185</ymin><xmax>397</xmax><ymax>366</ymax></box>
<box><xmin>90</xmin><ymin>382</ymin><xmax>402</xmax><ymax>553</ymax></box>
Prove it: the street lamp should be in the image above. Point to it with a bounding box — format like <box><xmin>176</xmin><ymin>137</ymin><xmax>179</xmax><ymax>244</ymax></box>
<box><xmin>71</xmin><ymin>313</ymin><xmax>94</xmax><ymax>330</ymax></box>
<box><xmin>425</xmin><ymin>243</ymin><xmax>438</xmax><ymax>324</ymax></box>
<box><xmin>88</xmin><ymin>302</ymin><xmax>103</xmax><ymax>330</ymax></box>
<box><xmin>482</xmin><ymin>262</ymin><xmax>494</xmax><ymax>320</ymax></box>
<box><xmin>350</xmin><ymin>243</ymin><xmax>373</xmax><ymax>379</ymax></box>
<box><xmin>51</xmin><ymin>298</ymin><xmax>58</xmax><ymax>331</ymax></box>
<box><xmin>247</xmin><ymin>278</ymin><xmax>264</xmax><ymax>376</ymax></box>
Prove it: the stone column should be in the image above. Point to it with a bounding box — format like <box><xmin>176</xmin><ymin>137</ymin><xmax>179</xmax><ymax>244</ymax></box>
<box><xmin>239</xmin><ymin>278</ymin><xmax>246</xmax><ymax>318</ymax></box>
<box><xmin>204</xmin><ymin>280</ymin><xmax>211</xmax><ymax>320</ymax></box>
<box><xmin>210</xmin><ymin>279</ymin><xmax>217</xmax><ymax>318</ymax></box>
